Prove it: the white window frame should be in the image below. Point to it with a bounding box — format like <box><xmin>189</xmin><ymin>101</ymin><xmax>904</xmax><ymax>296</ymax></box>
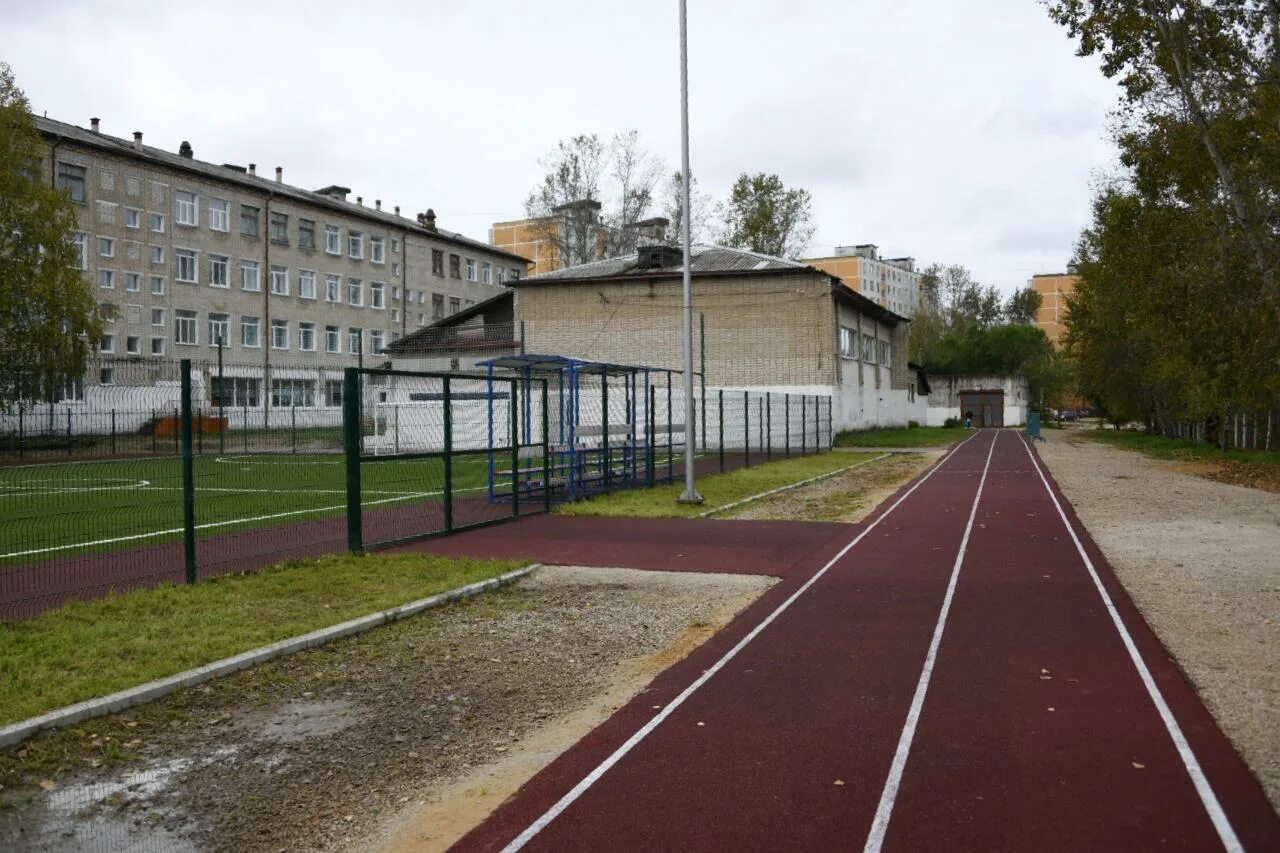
<box><xmin>481</xmin><ymin>262</ymin><xmax>492</xmax><ymax>284</ymax></box>
<box><xmin>175</xmin><ymin>310</ymin><xmax>198</xmax><ymax>346</ymax></box>
<box><xmin>175</xmin><ymin>190</ymin><xmax>198</xmax><ymax>226</ymax></box>
<box><xmin>370</xmin><ymin>330</ymin><xmax>385</xmax><ymax>354</ymax></box>
<box><xmin>150</xmin><ymin>276</ymin><xmax>166</xmax><ymax>296</ymax></box>
<box><xmin>348</xmin><ymin>327</ymin><xmax>363</xmax><ymax>355</ymax></box>
<box><xmin>347</xmin><ymin>278</ymin><xmax>363</xmax><ymax>307</ymax></box>
<box><xmin>125</xmin><ymin>272</ymin><xmax>141</xmax><ymax>293</ymax></box>
<box><xmin>241</xmin><ymin>260</ymin><xmax>261</xmax><ymax>292</ymax></box>
<box><xmin>270</xmin><ymin>265</ymin><xmax>289</xmax><ymax>296</ymax></box>
<box><xmin>325</xmin><ymin>224</ymin><xmax>340</xmax><ymax>255</ymax></box>
<box><xmin>370</xmin><ymin>281</ymin><xmax>385</xmax><ymax>309</ymax></box>
<box><xmin>325</xmin><ymin>325</ymin><xmax>341</xmax><ymax>353</ymax></box>
<box><xmin>175</xmin><ymin>248</ymin><xmax>198</xmax><ymax>283</ymax></box>
<box><xmin>370</xmin><ymin>236</ymin><xmax>385</xmax><ymax>264</ymax></box>
<box><xmin>99</xmin><ymin>334</ymin><xmax>115</xmax><ymax>354</ymax></box>
<box><xmin>465</xmin><ymin>258</ymin><xmax>477</xmax><ymax>282</ymax></box>
<box><xmin>324</xmin><ymin>274</ymin><xmax>341</xmax><ymax>302</ymax></box>
<box><xmin>299</xmin><ymin>270</ymin><xmax>317</xmax><ymax>300</ymax></box>
<box><xmin>271</xmin><ymin>319</ymin><xmax>289</xmax><ymax>350</ymax></box>
<box><xmin>209</xmin><ymin>254</ymin><xmax>229</xmax><ymax>288</ymax></box>
<box><xmin>151</xmin><ymin>337</ymin><xmax>166</xmax><ymax>357</ymax></box>
<box><xmin>241</xmin><ymin>316</ymin><xmax>261</xmax><ymax>348</ymax></box>
<box><xmin>151</xmin><ymin>307</ymin><xmax>165</xmax><ymax>327</ymax></box>
<box><xmin>72</xmin><ymin>232</ymin><xmax>89</xmax><ymax>269</ymax></box>
<box><xmin>125</xmin><ymin>208</ymin><xmax>142</xmax><ymax>229</ymax></box>
<box><xmin>208</xmin><ymin>313</ymin><xmax>230</xmax><ymax>347</ymax></box>
<box><xmin>298</xmin><ymin>321</ymin><xmax>316</xmax><ymax>352</ymax></box>
<box><xmin>348</xmin><ymin>232</ymin><xmax>363</xmax><ymax>259</ymax></box>
<box><xmin>150</xmin><ymin>212</ymin><xmax>165</xmax><ymax>233</ymax></box>
<box><xmin>98</xmin><ymin>269</ymin><xmax>115</xmax><ymax>289</ymax></box>
<box><xmin>209</xmin><ymin>198</ymin><xmax>230</xmax><ymax>232</ymax></box>
<box><xmin>99</xmin><ymin>236</ymin><xmax>115</xmax><ymax>258</ymax></box>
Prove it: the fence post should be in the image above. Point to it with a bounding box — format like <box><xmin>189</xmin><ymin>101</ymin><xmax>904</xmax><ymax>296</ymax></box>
<box><xmin>785</xmin><ymin>394</ymin><xmax>791</xmax><ymax>458</ymax></box>
<box><xmin>291</xmin><ymin>405</ymin><xmax>297</xmax><ymax>454</ymax></box>
<box><xmin>197</xmin><ymin>407</ymin><xmax>203</xmax><ymax>455</ymax></box>
<box><xmin>151</xmin><ymin>408</ymin><xmax>157</xmax><ymax>453</ymax></box>
<box><xmin>18</xmin><ymin>409</ymin><xmax>24</xmax><ymax>459</ymax></box>
<box><xmin>766</xmin><ymin>395</ymin><xmax>772</xmax><ymax>461</ymax></box>
<box><xmin>343</xmin><ymin>368</ymin><xmax>363</xmax><ymax>553</ymax></box>
<box><xmin>242</xmin><ymin>404</ymin><xmax>249</xmax><ymax>453</ymax></box>
<box><xmin>759</xmin><ymin>396</ymin><xmax>765</xmax><ymax>461</ymax></box>
<box><xmin>442</xmin><ymin>376</ymin><xmax>453</xmax><ymax>533</ymax></box>
<box><xmin>648</xmin><ymin>385</ymin><xmax>657</xmax><ymax>487</ymax></box>
<box><xmin>173</xmin><ymin>407</ymin><xmax>179</xmax><ymax>454</ymax></box>
<box><xmin>718</xmin><ymin>389</ymin><xmax>725</xmax><ymax>473</ymax></box>
<box><xmin>801</xmin><ymin>395</ymin><xmax>807</xmax><ymax>456</ymax></box>
<box><xmin>511</xmin><ymin>378</ymin><xmax>519</xmax><ymax>516</ymax></box>
<box><xmin>542</xmin><ymin>378</ymin><xmax>551</xmax><ymax>512</ymax></box>
<box><xmin>66</xmin><ymin>408</ymin><xmax>72</xmax><ymax>456</ymax></box>
<box><xmin>602</xmin><ymin>371</ymin><xmax>610</xmax><ymax>492</ymax></box>
<box><xmin>394</xmin><ymin>404</ymin><xmax>400</xmax><ymax>455</ymax></box>
<box><xmin>827</xmin><ymin>397</ymin><xmax>833</xmax><ymax>449</ymax></box>
<box><xmin>666</xmin><ymin>378</ymin><xmax>673</xmax><ymax>483</ymax></box>
<box><xmin>179</xmin><ymin>360</ymin><xmax>197</xmax><ymax>584</ymax></box>
<box><xmin>744</xmin><ymin>390</ymin><xmax>750</xmax><ymax>468</ymax></box>
<box><xmin>111</xmin><ymin>409</ymin><xmax>117</xmax><ymax>456</ymax></box>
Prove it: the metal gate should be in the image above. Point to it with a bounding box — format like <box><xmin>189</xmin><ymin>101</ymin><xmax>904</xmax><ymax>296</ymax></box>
<box><xmin>959</xmin><ymin>390</ymin><xmax>1004</xmax><ymax>428</ymax></box>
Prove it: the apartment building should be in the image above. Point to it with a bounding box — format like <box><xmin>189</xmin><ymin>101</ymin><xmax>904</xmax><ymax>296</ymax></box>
<box><xmin>490</xmin><ymin>199</ymin><xmax>668</xmax><ymax>275</ymax></box>
<box><xmin>803</xmin><ymin>244</ymin><xmax>921</xmax><ymax>318</ymax></box>
<box><xmin>39</xmin><ymin>115</ymin><xmax>525</xmax><ymax>409</ymax></box>
<box><xmin>1030</xmin><ymin>270</ymin><xmax>1079</xmax><ymax>347</ymax></box>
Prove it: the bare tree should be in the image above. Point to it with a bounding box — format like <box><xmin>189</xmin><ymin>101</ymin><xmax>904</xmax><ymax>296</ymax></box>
<box><xmin>660</xmin><ymin>170</ymin><xmax>714</xmax><ymax>245</ymax></box>
<box><xmin>601</xmin><ymin>131</ymin><xmax>664</xmax><ymax>258</ymax></box>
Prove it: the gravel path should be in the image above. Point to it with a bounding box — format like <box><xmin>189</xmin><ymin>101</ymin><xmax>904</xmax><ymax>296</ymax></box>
<box><xmin>1038</xmin><ymin>434</ymin><xmax>1280</xmax><ymax>809</ymax></box>
<box><xmin>727</xmin><ymin>452</ymin><xmax>938</xmax><ymax>523</ymax></box>
<box><xmin>0</xmin><ymin>567</ymin><xmax>772</xmax><ymax>852</ymax></box>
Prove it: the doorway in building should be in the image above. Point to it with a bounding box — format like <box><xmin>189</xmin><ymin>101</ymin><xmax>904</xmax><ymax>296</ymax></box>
<box><xmin>959</xmin><ymin>390</ymin><xmax>1004</xmax><ymax>428</ymax></box>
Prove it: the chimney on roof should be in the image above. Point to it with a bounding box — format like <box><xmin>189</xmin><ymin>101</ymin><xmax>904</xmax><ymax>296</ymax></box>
<box><xmin>90</xmin><ymin>117</ymin><xmax>100</xmax><ymax>133</ymax></box>
<box><xmin>424</xmin><ymin>209</ymin><xmax>437</xmax><ymax>232</ymax></box>
<box><xmin>394</xmin><ymin>205</ymin><xmax>400</xmax><ymax>216</ymax></box>
<box><xmin>375</xmin><ymin>199</ymin><xmax>381</xmax><ymax>211</ymax></box>
<box><xmin>248</xmin><ymin>163</ymin><xmax>256</xmax><ymax>176</ymax></box>
<box><xmin>356</xmin><ymin>196</ymin><xmax>363</xmax><ymax>206</ymax></box>
<box><xmin>316</xmin><ymin>185</ymin><xmax>350</xmax><ymax>201</ymax></box>
<box><xmin>179</xmin><ymin>140</ymin><xmax>193</xmax><ymax>158</ymax></box>
<box><xmin>275</xmin><ymin>166</ymin><xmax>283</xmax><ymax>183</ymax></box>
<box><xmin>132</xmin><ymin>131</ymin><xmax>143</xmax><ymax>150</ymax></box>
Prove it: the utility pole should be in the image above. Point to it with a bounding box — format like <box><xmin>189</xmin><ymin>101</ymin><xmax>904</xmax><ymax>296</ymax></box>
<box><xmin>676</xmin><ymin>0</ymin><xmax>703</xmax><ymax>504</ymax></box>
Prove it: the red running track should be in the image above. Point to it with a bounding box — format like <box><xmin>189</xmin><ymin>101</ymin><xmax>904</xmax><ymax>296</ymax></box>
<box><xmin>446</xmin><ymin>429</ymin><xmax>1279</xmax><ymax>852</ymax></box>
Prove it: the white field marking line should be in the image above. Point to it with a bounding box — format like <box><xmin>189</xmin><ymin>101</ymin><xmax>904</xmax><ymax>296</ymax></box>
<box><xmin>499</xmin><ymin>431</ymin><xmax>983</xmax><ymax>853</ymax></box>
<box><xmin>214</xmin><ymin>455</ymin><xmax>343</xmax><ymax>466</ymax></box>
<box><xmin>0</xmin><ymin>485</ymin><xmax>488</xmax><ymax>560</ymax></box>
<box><xmin>1017</xmin><ymin>434</ymin><xmax>1244</xmax><ymax>852</ymax></box>
<box><xmin>0</xmin><ymin>479</ymin><xmax>151</xmax><ymax>495</ymax></box>
<box><xmin>862</xmin><ymin>429</ymin><xmax>998</xmax><ymax>853</ymax></box>
<box><xmin>695</xmin><ymin>453</ymin><xmax>892</xmax><ymax>518</ymax></box>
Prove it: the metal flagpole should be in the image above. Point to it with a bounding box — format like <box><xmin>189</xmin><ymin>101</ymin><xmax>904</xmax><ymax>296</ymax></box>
<box><xmin>677</xmin><ymin>0</ymin><xmax>703</xmax><ymax>504</ymax></box>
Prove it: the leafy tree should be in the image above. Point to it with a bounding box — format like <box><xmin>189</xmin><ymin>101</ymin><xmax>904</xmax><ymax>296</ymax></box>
<box><xmin>1004</xmin><ymin>287</ymin><xmax>1043</xmax><ymax>325</ymax></box>
<box><xmin>524</xmin><ymin>131</ymin><xmax>664</xmax><ymax>267</ymax></box>
<box><xmin>0</xmin><ymin>62</ymin><xmax>102</xmax><ymax>409</ymax></box>
<box><xmin>716</xmin><ymin>172</ymin><xmax>815</xmax><ymax>259</ymax></box>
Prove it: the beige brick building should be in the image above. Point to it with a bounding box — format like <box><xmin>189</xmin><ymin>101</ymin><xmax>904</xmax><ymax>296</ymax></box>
<box><xmin>803</xmin><ymin>244</ymin><xmax>921</xmax><ymax>318</ymax></box>
<box><xmin>38</xmin><ymin>115</ymin><xmax>526</xmax><ymax>410</ymax></box>
<box><xmin>1030</xmin><ymin>270</ymin><xmax>1079</xmax><ymax>347</ymax></box>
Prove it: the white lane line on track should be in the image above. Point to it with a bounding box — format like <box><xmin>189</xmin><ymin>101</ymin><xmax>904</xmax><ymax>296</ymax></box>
<box><xmin>862</xmin><ymin>429</ymin><xmax>998</xmax><ymax>853</ymax></box>
<box><xmin>499</xmin><ymin>432</ymin><xmax>985</xmax><ymax>853</ymax></box>
<box><xmin>1017</xmin><ymin>434</ymin><xmax>1243</xmax><ymax>852</ymax></box>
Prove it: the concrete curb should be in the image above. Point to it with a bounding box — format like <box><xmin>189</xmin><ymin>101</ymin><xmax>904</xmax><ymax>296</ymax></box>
<box><xmin>0</xmin><ymin>564</ymin><xmax>540</xmax><ymax>749</ymax></box>
<box><xmin>696</xmin><ymin>453</ymin><xmax>892</xmax><ymax>518</ymax></box>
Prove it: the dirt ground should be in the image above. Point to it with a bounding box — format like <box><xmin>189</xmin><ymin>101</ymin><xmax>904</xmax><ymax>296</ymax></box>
<box><xmin>0</xmin><ymin>567</ymin><xmax>773</xmax><ymax>852</ymax></box>
<box><xmin>728</xmin><ymin>452</ymin><xmax>939</xmax><ymax>523</ymax></box>
<box><xmin>1038</xmin><ymin>434</ymin><xmax>1280</xmax><ymax>809</ymax></box>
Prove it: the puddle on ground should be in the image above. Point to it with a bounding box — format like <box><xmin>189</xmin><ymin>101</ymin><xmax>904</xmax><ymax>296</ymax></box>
<box><xmin>252</xmin><ymin>698</ymin><xmax>359</xmax><ymax>744</ymax></box>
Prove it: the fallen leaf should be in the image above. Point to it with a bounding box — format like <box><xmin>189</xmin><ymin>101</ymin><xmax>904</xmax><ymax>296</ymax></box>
<box><xmin>696</xmin><ymin>721</ymin><xmax>706</xmax><ymax>727</ymax></box>
<box><xmin>833</xmin><ymin>779</ymin><xmax>845</xmax><ymax>786</ymax></box>
<box><xmin>1132</xmin><ymin>761</ymin><xmax>1145</xmax><ymax>770</ymax></box>
<box><xmin>1047</xmin><ymin>707</ymin><xmax>1056</xmax><ymax>712</ymax></box>
<box><xmin>38</xmin><ymin>779</ymin><xmax>56</xmax><ymax>792</ymax></box>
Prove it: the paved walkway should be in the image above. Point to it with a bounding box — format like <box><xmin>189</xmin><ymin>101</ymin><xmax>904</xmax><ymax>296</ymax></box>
<box><xmin>408</xmin><ymin>430</ymin><xmax>1279</xmax><ymax>851</ymax></box>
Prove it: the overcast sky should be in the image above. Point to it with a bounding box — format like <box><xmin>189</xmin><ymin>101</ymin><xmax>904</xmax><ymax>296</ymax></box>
<box><xmin>3</xmin><ymin>0</ymin><xmax>1119</xmax><ymax>294</ymax></box>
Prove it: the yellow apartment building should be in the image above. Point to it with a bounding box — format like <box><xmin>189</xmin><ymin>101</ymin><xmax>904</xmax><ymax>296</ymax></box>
<box><xmin>1030</xmin><ymin>271</ymin><xmax>1080</xmax><ymax>347</ymax></box>
<box><xmin>491</xmin><ymin>200</ymin><xmax>667</xmax><ymax>275</ymax></box>
<box><xmin>802</xmin><ymin>244</ymin><xmax>920</xmax><ymax>318</ymax></box>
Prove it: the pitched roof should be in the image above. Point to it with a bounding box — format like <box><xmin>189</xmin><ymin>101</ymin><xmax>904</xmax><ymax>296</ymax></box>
<box><xmin>521</xmin><ymin>244</ymin><xmax>809</xmax><ymax>282</ymax></box>
<box><xmin>37</xmin><ymin>116</ymin><xmax>529</xmax><ymax>264</ymax></box>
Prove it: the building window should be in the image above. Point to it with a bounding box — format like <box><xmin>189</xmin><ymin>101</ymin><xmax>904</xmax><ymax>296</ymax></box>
<box><xmin>99</xmin><ymin>334</ymin><xmax>114</xmax><ymax>354</ymax></box>
<box><xmin>448</xmin><ymin>297</ymin><xmax>461</xmax><ymax>315</ymax></box>
<box><xmin>241</xmin><ymin>316</ymin><xmax>260</xmax><ymax>348</ymax></box>
<box><xmin>238</xmin><ymin>260</ymin><xmax>258</xmax><ymax>292</ymax></box>
<box><xmin>348</xmin><ymin>231</ymin><xmax>363</xmax><ymax>259</ymax></box>
<box><xmin>325</xmin><ymin>325</ymin><xmax>341</xmax><ymax>353</ymax></box>
<box><xmin>240</xmin><ymin>205</ymin><xmax>259</xmax><ymax>238</ymax></box>
<box><xmin>98</xmin><ymin>269</ymin><xmax>115</xmax><ymax>289</ymax></box>
<box><xmin>53</xmin><ymin>377</ymin><xmax>85</xmax><ymax>403</ymax></box>
<box><xmin>209</xmin><ymin>198</ymin><xmax>229</xmax><ymax>232</ymax></box>
<box><xmin>391</xmin><ymin>308</ymin><xmax>399</xmax><ymax>322</ymax></box>
<box><xmin>325</xmin><ymin>224</ymin><xmax>340</xmax><ymax>254</ymax></box>
<box><xmin>431</xmin><ymin>250</ymin><xmax>444</xmax><ymax>276</ymax></box>
<box><xmin>432</xmin><ymin>293</ymin><xmax>444</xmax><ymax>320</ymax></box>
<box><xmin>175</xmin><ymin>190</ymin><xmax>198</xmax><ymax>226</ymax></box>
<box><xmin>370</xmin><ymin>236</ymin><xmax>385</xmax><ymax>263</ymax></box>
<box><xmin>126</xmin><ymin>208</ymin><xmax>142</xmax><ymax>229</ymax></box>
<box><xmin>100</xmin><ymin>366</ymin><xmax>115</xmax><ymax>386</ymax></box>
<box><xmin>270</xmin><ymin>211</ymin><xmax>289</xmax><ymax>244</ymax></box>
<box><xmin>861</xmin><ymin>333</ymin><xmax>874</xmax><ymax>363</ymax></box>
<box><xmin>417</xmin><ymin>312</ymin><xmax>425</xmax><ymax>326</ymax></box>
<box><xmin>324</xmin><ymin>379</ymin><xmax>343</xmax><ymax>408</ymax></box>
<box><xmin>271</xmin><ymin>319</ymin><xmax>289</xmax><ymax>350</ymax></box>
<box><xmin>392</xmin><ymin>286</ymin><xmax>401</xmax><ymax>301</ymax></box>
<box><xmin>175</xmin><ymin>249</ymin><xmax>197</xmax><ymax>283</ymax></box>
<box><xmin>298</xmin><ymin>321</ymin><xmax>316</xmax><ymax>351</ymax></box>
<box><xmin>348</xmin><ymin>327</ymin><xmax>362</xmax><ymax>355</ymax></box>
<box><xmin>509</xmin><ymin>268</ymin><xmax>521</xmax><ymax>281</ymax></box>
<box><xmin>209</xmin><ymin>254</ymin><xmax>229</xmax><ymax>288</ymax></box>
<box><xmin>465</xmin><ymin>258</ymin><xmax>477</xmax><ymax>281</ymax></box>
<box><xmin>150</xmin><ymin>276</ymin><xmax>165</xmax><ymax>295</ymax></box>
<box><xmin>271</xmin><ymin>379</ymin><xmax>315</xmax><ymax>408</ymax></box>
<box><xmin>270</xmin><ymin>265</ymin><xmax>289</xmax><ymax>295</ymax></box>
<box><xmin>325</xmin><ymin>273</ymin><xmax>340</xmax><ymax>302</ymax></box>
<box><xmin>370</xmin><ymin>330</ymin><xmax>385</xmax><ymax>354</ymax></box>
<box><xmin>448</xmin><ymin>254</ymin><xmax>461</xmax><ymax>279</ymax></box>
<box><xmin>391</xmin><ymin>238</ymin><xmax>400</xmax><ymax>253</ymax></box>
<box><xmin>879</xmin><ymin>340</ymin><xmax>891</xmax><ymax>367</ymax></box>
<box><xmin>125</xmin><ymin>335</ymin><xmax>141</xmax><ymax>355</ymax></box>
<box><xmin>212</xmin><ymin>377</ymin><xmax>259</xmax><ymax>408</ymax></box>
<box><xmin>151</xmin><ymin>245</ymin><xmax>165</xmax><ymax>265</ymax></box>
<box><xmin>481</xmin><ymin>262</ymin><xmax>492</xmax><ymax>284</ymax></box>
<box><xmin>370</xmin><ymin>281</ymin><xmax>385</xmax><ymax>309</ymax></box>
<box><xmin>72</xmin><ymin>232</ymin><xmax>89</xmax><ymax>269</ymax></box>
<box><xmin>151</xmin><ymin>307</ymin><xmax>165</xmax><ymax>327</ymax></box>
<box><xmin>839</xmin><ymin>326</ymin><xmax>857</xmax><ymax>358</ymax></box>
<box><xmin>347</xmin><ymin>278</ymin><xmax>363</xmax><ymax>306</ymax></box>
<box><xmin>150</xmin><ymin>212</ymin><xmax>165</xmax><ymax>233</ymax></box>
<box><xmin>175</xmin><ymin>310</ymin><xmax>198</xmax><ymax>345</ymax></box>
<box><xmin>209</xmin><ymin>313</ymin><xmax>229</xmax><ymax>347</ymax></box>
<box><xmin>57</xmin><ymin>162</ymin><xmax>86</xmax><ymax>203</ymax></box>
<box><xmin>392</xmin><ymin>262</ymin><xmax>401</xmax><ymax>278</ymax></box>
<box><xmin>299</xmin><ymin>270</ymin><xmax>316</xmax><ymax>299</ymax></box>
<box><xmin>99</xmin><ymin>237</ymin><xmax>114</xmax><ymax>258</ymax></box>
<box><xmin>496</xmin><ymin>267</ymin><xmax>506</xmax><ymax>285</ymax></box>
<box><xmin>299</xmin><ymin>219</ymin><xmax>315</xmax><ymax>250</ymax></box>
<box><xmin>151</xmin><ymin>337</ymin><xmax>165</xmax><ymax>356</ymax></box>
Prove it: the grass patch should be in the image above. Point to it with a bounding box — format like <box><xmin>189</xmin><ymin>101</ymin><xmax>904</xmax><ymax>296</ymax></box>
<box><xmin>555</xmin><ymin>452</ymin><xmax>878</xmax><ymax>518</ymax></box>
<box><xmin>0</xmin><ymin>552</ymin><xmax>524</xmax><ymax>725</ymax></box>
<box><xmin>834</xmin><ymin>426</ymin><xmax>968</xmax><ymax>448</ymax></box>
<box><xmin>1084</xmin><ymin>431</ymin><xmax>1280</xmax><ymax>467</ymax></box>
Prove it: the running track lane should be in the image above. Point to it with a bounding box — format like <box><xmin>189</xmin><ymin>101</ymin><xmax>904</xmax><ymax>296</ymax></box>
<box><xmin>452</xmin><ymin>430</ymin><xmax>1279</xmax><ymax>851</ymax></box>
